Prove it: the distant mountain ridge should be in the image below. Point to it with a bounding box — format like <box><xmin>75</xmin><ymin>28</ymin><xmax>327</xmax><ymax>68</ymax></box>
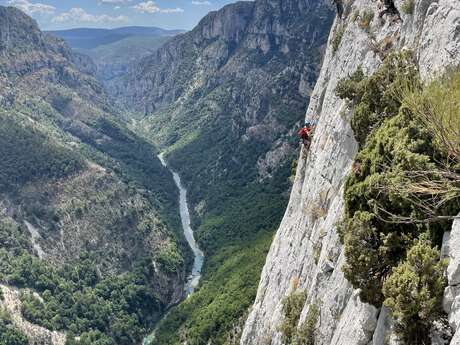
<box><xmin>48</xmin><ymin>26</ymin><xmax>184</xmax><ymax>97</ymax></box>
<box><xmin>48</xmin><ymin>26</ymin><xmax>185</xmax><ymax>50</ymax></box>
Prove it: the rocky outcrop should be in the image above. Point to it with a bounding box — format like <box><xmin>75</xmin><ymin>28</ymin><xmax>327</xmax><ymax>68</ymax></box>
<box><xmin>241</xmin><ymin>0</ymin><xmax>460</xmax><ymax>344</ymax></box>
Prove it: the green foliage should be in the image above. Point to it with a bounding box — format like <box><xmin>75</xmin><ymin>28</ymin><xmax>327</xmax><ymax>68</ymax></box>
<box><xmin>0</xmin><ymin>218</ymin><xmax>31</xmax><ymax>254</ymax></box>
<box><xmin>295</xmin><ymin>303</ymin><xmax>319</xmax><ymax>345</ymax></box>
<box><xmin>278</xmin><ymin>290</ymin><xmax>307</xmax><ymax>344</ymax></box>
<box><xmin>0</xmin><ymin>308</ymin><xmax>29</xmax><ymax>345</ymax></box>
<box><xmin>331</xmin><ymin>26</ymin><xmax>345</xmax><ymax>54</ymax></box>
<box><xmin>383</xmin><ymin>238</ymin><xmax>447</xmax><ymax>344</ymax></box>
<box><xmin>0</xmin><ymin>247</ymin><xmax>162</xmax><ymax>345</ymax></box>
<box><xmin>340</xmin><ymin>211</ymin><xmax>390</xmax><ymax>304</ymax></box>
<box><xmin>337</xmin><ymin>52</ymin><xmax>459</xmax><ymax>344</ymax></box>
<box><xmin>0</xmin><ymin>112</ymin><xmax>84</xmax><ymax>192</ymax></box>
<box><xmin>336</xmin><ymin>51</ymin><xmax>419</xmax><ymax>146</ymax></box>
<box><xmin>90</xmin><ymin>117</ymin><xmax>181</xmax><ymax>230</ymax></box>
<box><xmin>277</xmin><ymin>291</ymin><xmax>319</xmax><ymax>345</ymax></box>
<box><xmin>400</xmin><ymin>0</ymin><xmax>415</xmax><ymax>15</ymax></box>
<box><xmin>155</xmin><ymin>242</ymin><xmax>184</xmax><ymax>273</ymax></box>
<box><xmin>341</xmin><ymin>106</ymin><xmax>452</xmax><ymax>305</ymax></box>
<box><xmin>401</xmin><ymin>66</ymin><xmax>460</xmax><ymax>160</ymax></box>
<box><xmin>153</xmin><ymin>233</ymin><xmax>273</xmax><ymax>345</ymax></box>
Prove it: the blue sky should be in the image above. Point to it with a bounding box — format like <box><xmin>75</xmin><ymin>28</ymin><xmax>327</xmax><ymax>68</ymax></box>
<box><xmin>2</xmin><ymin>0</ymin><xmax>238</xmax><ymax>30</ymax></box>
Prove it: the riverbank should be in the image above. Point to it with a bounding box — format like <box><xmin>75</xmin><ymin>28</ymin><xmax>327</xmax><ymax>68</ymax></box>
<box><xmin>158</xmin><ymin>153</ymin><xmax>205</xmax><ymax>295</ymax></box>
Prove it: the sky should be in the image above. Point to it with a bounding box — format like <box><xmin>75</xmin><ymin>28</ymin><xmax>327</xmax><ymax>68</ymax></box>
<box><xmin>1</xmin><ymin>0</ymin><xmax>238</xmax><ymax>30</ymax></box>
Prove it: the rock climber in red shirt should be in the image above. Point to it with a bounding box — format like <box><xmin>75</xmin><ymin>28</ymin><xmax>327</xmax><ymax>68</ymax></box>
<box><xmin>298</xmin><ymin>121</ymin><xmax>314</xmax><ymax>150</ymax></box>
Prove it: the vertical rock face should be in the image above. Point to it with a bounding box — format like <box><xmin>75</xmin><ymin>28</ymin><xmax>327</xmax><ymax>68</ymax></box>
<box><xmin>241</xmin><ymin>1</ymin><xmax>460</xmax><ymax>344</ymax></box>
<box><xmin>444</xmin><ymin>217</ymin><xmax>460</xmax><ymax>344</ymax></box>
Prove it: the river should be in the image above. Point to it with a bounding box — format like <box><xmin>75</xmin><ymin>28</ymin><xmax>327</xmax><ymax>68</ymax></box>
<box><xmin>158</xmin><ymin>153</ymin><xmax>205</xmax><ymax>296</ymax></box>
<box><xmin>143</xmin><ymin>154</ymin><xmax>205</xmax><ymax>345</ymax></box>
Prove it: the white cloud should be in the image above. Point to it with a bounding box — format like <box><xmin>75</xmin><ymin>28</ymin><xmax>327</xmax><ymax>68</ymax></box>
<box><xmin>191</xmin><ymin>1</ymin><xmax>211</xmax><ymax>5</ymax></box>
<box><xmin>98</xmin><ymin>0</ymin><xmax>133</xmax><ymax>4</ymax></box>
<box><xmin>8</xmin><ymin>0</ymin><xmax>56</xmax><ymax>15</ymax></box>
<box><xmin>133</xmin><ymin>1</ymin><xmax>184</xmax><ymax>14</ymax></box>
<box><xmin>52</xmin><ymin>7</ymin><xmax>128</xmax><ymax>24</ymax></box>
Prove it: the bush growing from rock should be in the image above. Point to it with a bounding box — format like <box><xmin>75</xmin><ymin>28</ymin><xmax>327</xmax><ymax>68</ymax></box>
<box><xmin>383</xmin><ymin>238</ymin><xmax>447</xmax><ymax>344</ymax></box>
<box><xmin>278</xmin><ymin>289</ymin><xmax>307</xmax><ymax>344</ymax></box>
<box><xmin>295</xmin><ymin>303</ymin><xmax>319</xmax><ymax>345</ymax></box>
<box><xmin>335</xmin><ymin>51</ymin><xmax>419</xmax><ymax>147</ymax></box>
<box><xmin>401</xmin><ymin>0</ymin><xmax>415</xmax><ymax>15</ymax></box>
<box><xmin>336</xmin><ymin>51</ymin><xmax>459</xmax><ymax>343</ymax></box>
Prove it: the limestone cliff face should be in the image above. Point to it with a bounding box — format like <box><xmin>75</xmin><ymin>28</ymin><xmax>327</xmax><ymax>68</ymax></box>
<box><xmin>241</xmin><ymin>1</ymin><xmax>460</xmax><ymax>344</ymax></box>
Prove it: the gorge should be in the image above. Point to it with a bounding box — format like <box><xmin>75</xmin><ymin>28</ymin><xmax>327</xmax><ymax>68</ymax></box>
<box><xmin>0</xmin><ymin>0</ymin><xmax>459</xmax><ymax>344</ymax></box>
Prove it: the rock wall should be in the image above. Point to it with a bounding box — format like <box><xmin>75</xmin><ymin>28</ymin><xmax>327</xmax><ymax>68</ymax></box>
<box><xmin>444</xmin><ymin>217</ymin><xmax>460</xmax><ymax>344</ymax></box>
<box><xmin>241</xmin><ymin>0</ymin><xmax>460</xmax><ymax>344</ymax></box>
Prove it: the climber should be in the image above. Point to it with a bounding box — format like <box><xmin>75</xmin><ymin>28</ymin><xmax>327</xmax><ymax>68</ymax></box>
<box><xmin>378</xmin><ymin>0</ymin><xmax>402</xmax><ymax>21</ymax></box>
<box><xmin>298</xmin><ymin>122</ymin><xmax>314</xmax><ymax>150</ymax></box>
<box><xmin>331</xmin><ymin>0</ymin><xmax>344</xmax><ymax>19</ymax></box>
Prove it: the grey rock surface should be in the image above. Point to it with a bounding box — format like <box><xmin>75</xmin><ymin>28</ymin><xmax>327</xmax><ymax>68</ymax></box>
<box><xmin>241</xmin><ymin>0</ymin><xmax>460</xmax><ymax>344</ymax></box>
<box><xmin>444</xmin><ymin>217</ymin><xmax>460</xmax><ymax>341</ymax></box>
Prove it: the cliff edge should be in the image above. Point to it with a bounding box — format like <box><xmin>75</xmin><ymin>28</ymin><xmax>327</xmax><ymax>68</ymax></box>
<box><xmin>241</xmin><ymin>0</ymin><xmax>460</xmax><ymax>344</ymax></box>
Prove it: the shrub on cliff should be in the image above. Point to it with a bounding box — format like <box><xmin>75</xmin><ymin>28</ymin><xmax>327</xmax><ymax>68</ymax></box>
<box><xmin>402</xmin><ymin>66</ymin><xmax>460</xmax><ymax>161</ymax></box>
<box><xmin>401</xmin><ymin>0</ymin><xmax>415</xmax><ymax>15</ymax></box>
<box><xmin>295</xmin><ymin>303</ymin><xmax>319</xmax><ymax>345</ymax></box>
<box><xmin>383</xmin><ymin>238</ymin><xmax>447</xmax><ymax>344</ymax></box>
<box><xmin>335</xmin><ymin>51</ymin><xmax>419</xmax><ymax>146</ymax></box>
<box><xmin>337</xmin><ymin>51</ymin><xmax>459</xmax><ymax>344</ymax></box>
<box><xmin>278</xmin><ymin>289</ymin><xmax>307</xmax><ymax>344</ymax></box>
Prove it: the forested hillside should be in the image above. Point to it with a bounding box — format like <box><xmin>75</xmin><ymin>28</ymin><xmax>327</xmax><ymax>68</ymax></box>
<box><xmin>0</xmin><ymin>6</ymin><xmax>190</xmax><ymax>344</ymax></box>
